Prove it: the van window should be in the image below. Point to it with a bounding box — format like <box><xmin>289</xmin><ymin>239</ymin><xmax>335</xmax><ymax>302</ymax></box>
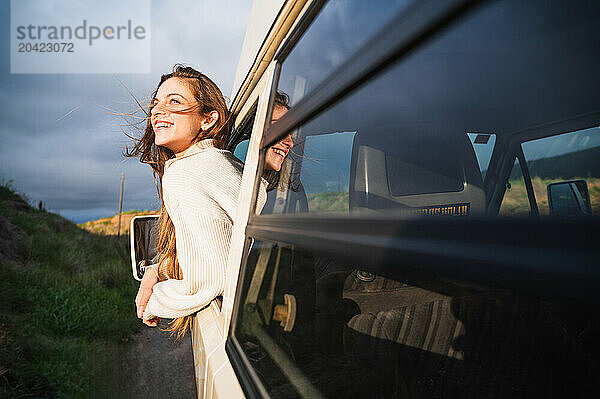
<box><xmin>499</xmin><ymin>158</ymin><xmax>530</xmax><ymax>217</ymax></box>
<box><xmin>262</xmin><ymin>105</ymin><xmax>484</xmax><ymax>216</ymax></box>
<box><xmin>385</xmin><ymin>133</ymin><xmax>465</xmax><ymax>196</ymax></box>
<box><xmin>229</xmin><ymin>101</ymin><xmax>257</xmax><ymax>163</ymax></box>
<box><xmin>233</xmin><ymin>139</ymin><xmax>250</xmax><ymax>163</ymax></box>
<box><xmin>233</xmin><ymin>0</ymin><xmax>600</xmax><ymax>397</ymax></box>
<box><xmin>302</xmin><ymin>132</ymin><xmax>354</xmax><ymax>213</ymax></box>
<box><xmin>269</xmin><ymin>0</ymin><xmax>599</xmax><ymax>219</ymax></box>
<box><xmin>235</xmin><ymin>240</ymin><xmax>600</xmax><ymax>398</ymax></box>
<box><xmin>467</xmin><ymin>133</ymin><xmax>496</xmax><ymax>181</ymax></box>
<box><xmin>521</xmin><ymin>127</ymin><xmax>600</xmax><ymax>216</ymax></box>
<box><xmin>278</xmin><ymin>0</ymin><xmax>412</xmax><ymax>106</ymax></box>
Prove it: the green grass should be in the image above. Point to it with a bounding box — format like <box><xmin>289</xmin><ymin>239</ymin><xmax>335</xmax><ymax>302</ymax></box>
<box><xmin>0</xmin><ymin>182</ymin><xmax>140</xmax><ymax>398</ymax></box>
<box><xmin>500</xmin><ymin>176</ymin><xmax>600</xmax><ymax>216</ymax></box>
<box><xmin>122</xmin><ymin>209</ymin><xmax>152</xmax><ymax>215</ymax></box>
<box><xmin>307</xmin><ymin>191</ymin><xmax>348</xmax><ymax>213</ymax></box>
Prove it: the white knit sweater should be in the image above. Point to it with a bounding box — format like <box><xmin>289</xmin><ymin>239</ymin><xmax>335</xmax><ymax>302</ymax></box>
<box><xmin>143</xmin><ymin>138</ymin><xmax>266</xmax><ymax>320</ymax></box>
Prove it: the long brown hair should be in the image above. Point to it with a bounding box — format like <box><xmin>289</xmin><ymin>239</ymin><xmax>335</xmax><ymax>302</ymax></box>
<box><xmin>125</xmin><ymin>64</ymin><xmax>232</xmax><ymax>338</ymax></box>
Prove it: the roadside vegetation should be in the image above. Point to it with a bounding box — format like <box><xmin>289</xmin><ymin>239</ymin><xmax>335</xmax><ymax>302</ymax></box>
<box><xmin>78</xmin><ymin>209</ymin><xmax>157</xmax><ymax>236</ymax></box>
<box><xmin>307</xmin><ymin>191</ymin><xmax>348</xmax><ymax>213</ymax></box>
<box><xmin>305</xmin><ymin>177</ymin><xmax>600</xmax><ymax>217</ymax></box>
<box><xmin>500</xmin><ymin>177</ymin><xmax>600</xmax><ymax>216</ymax></box>
<box><xmin>0</xmin><ymin>181</ymin><xmax>141</xmax><ymax>398</ymax></box>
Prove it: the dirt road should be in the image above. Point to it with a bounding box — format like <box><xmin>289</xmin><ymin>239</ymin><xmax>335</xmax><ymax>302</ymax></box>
<box><xmin>107</xmin><ymin>320</ymin><xmax>197</xmax><ymax>398</ymax></box>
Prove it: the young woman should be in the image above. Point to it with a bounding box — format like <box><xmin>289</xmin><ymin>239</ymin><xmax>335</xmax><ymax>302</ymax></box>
<box><xmin>129</xmin><ymin>65</ymin><xmax>293</xmax><ymax>336</ymax></box>
<box><xmin>263</xmin><ymin>91</ymin><xmax>294</xmax><ymax>190</ymax></box>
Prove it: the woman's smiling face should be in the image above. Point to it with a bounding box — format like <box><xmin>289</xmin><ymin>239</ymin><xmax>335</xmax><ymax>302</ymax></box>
<box><xmin>150</xmin><ymin>77</ymin><xmax>206</xmax><ymax>156</ymax></box>
<box><xmin>265</xmin><ymin>104</ymin><xmax>294</xmax><ymax>171</ymax></box>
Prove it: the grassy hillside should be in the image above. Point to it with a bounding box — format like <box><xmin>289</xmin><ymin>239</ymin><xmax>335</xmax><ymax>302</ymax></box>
<box><xmin>78</xmin><ymin>209</ymin><xmax>158</xmax><ymax>236</ymax></box>
<box><xmin>307</xmin><ymin>191</ymin><xmax>348</xmax><ymax>213</ymax></box>
<box><xmin>0</xmin><ymin>181</ymin><xmax>141</xmax><ymax>398</ymax></box>
<box><xmin>306</xmin><ymin>178</ymin><xmax>600</xmax><ymax>217</ymax></box>
<box><xmin>500</xmin><ymin>177</ymin><xmax>600</xmax><ymax>216</ymax></box>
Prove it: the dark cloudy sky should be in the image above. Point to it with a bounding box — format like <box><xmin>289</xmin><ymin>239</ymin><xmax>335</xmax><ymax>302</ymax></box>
<box><xmin>0</xmin><ymin>0</ymin><xmax>252</xmax><ymax>223</ymax></box>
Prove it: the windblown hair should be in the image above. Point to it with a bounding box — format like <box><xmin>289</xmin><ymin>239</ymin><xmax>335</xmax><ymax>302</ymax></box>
<box><xmin>124</xmin><ymin>64</ymin><xmax>232</xmax><ymax>339</ymax></box>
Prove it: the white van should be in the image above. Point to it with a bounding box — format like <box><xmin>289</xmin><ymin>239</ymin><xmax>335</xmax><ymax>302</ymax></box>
<box><xmin>132</xmin><ymin>0</ymin><xmax>600</xmax><ymax>397</ymax></box>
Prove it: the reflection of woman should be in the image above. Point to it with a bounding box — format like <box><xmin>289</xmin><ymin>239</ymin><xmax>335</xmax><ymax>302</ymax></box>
<box><xmin>128</xmin><ymin>66</ymin><xmax>293</xmax><ymax>336</ymax></box>
<box><xmin>263</xmin><ymin>91</ymin><xmax>294</xmax><ymax>189</ymax></box>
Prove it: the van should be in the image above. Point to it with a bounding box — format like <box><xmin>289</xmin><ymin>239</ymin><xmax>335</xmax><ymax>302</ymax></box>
<box><xmin>131</xmin><ymin>0</ymin><xmax>600</xmax><ymax>397</ymax></box>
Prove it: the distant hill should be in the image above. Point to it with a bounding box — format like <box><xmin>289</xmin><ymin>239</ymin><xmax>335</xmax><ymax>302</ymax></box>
<box><xmin>78</xmin><ymin>209</ymin><xmax>159</xmax><ymax>235</ymax></box>
<box><xmin>510</xmin><ymin>146</ymin><xmax>600</xmax><ymax>180</ymax></box>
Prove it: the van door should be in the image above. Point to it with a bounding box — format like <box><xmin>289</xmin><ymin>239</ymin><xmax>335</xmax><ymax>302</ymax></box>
<box><xmin>226</xmin><ymin>0</ymin><xmax>600</xmax><ymax>398</ymax></box>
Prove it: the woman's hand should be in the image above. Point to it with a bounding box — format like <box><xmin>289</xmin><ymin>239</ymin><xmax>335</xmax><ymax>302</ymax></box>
<box><xmin>135</xmin><ymin>267</ymin><xmax>159</xmax><ymax>327</ymax></box>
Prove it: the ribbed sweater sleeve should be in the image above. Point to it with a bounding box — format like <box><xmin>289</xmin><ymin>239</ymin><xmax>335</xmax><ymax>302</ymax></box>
<box><xmin>142</xmin><ymin>147</ymin><xmax>244</xmax><ymax>320</ymax></box>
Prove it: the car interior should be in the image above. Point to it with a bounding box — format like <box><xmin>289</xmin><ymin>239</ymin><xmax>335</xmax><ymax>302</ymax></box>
<box><xmin>237</xmin><ymin>1</ymin><xmax>600</xmax><ymax>395</ymax></box>
<box><xmin>243</xmin><ymin>116</ymin><xmax>599</xmax><ymax>397</ymax></box>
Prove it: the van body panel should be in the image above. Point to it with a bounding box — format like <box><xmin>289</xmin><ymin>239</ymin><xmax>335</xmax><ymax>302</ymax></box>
<box><xmin>191</xmin><ymin>301</ymin><xmax>228</xmax><ymax>398</ymax></box>
<box><xmin>231</xmin><ymin>0</ymin><xmax>312</xmax><ymax>115</ymax></box>
<box><xmin>231</xmin><ymin>0</ymin><xmax>285</xmax><ymax>102</ymax></box>
<box><xmin>210</xmin><ymin>345</ymin><xmax>246</xmax><ymax>399</ymax></box>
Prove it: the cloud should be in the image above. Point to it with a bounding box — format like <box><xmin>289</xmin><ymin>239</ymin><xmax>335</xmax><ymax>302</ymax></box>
<box><xmin>149</xmin><ymin>0</ymin><xmax>252</xmax><ymax>101</ymax></box>
<box><xmin>0</xmin><ymin>0</ymin><xmax>253</xmax><ymax>223</ymax></box>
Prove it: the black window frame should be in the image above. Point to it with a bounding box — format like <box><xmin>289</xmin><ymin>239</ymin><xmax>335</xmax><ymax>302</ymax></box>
<box><xmin>226</xmin><ymin>0</ymin><xmax>600</xmax><ymax>397</ymax></box>
<box><xmin>485</xmin><ymin>112</ymin><xmax>600</xmax><ymax>216</ymax></box>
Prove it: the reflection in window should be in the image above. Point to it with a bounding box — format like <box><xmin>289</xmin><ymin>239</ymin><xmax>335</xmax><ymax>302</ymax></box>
<box><xmin>522</xmin><ymin>127</ymin><xmax>600</xmax><ymax>216</ymax></box>
<box><xmin>278</xmin><ymin>0</ymin><xmax>411</xmax><ymax>106</ymax></box>
<box><xmin>548</xmin><ymin>180</ymin><xmax>593</xmax><ymax>217</ymax></box>
<box><xmin>268</xmin><ymin>0</ymin><xmax>599</xmax><ymax>219</ymax></box>
<box><xmin>233</xmin><ymin>139</ymin><xmax>250</xmax><ymax>163</ymax></box>
<box><xmin>467</xmin><ymin>133</ymin><xmax>496</xmax><ymax>181</ymax></box>
<box><xmin>302</xmin><ymin>132</ymin><xmax>354</xmax><ymax>213</ymax></box>
<box><xmin>235</xmin><ymin>240</ymin><xmax>600</xmax><ymax>398</ymax></box>
<box><xmin>237</xmin><ymin>0</ymin><xmax>600</xmax><ymax>396</ymax></box>
<box><xmin>499</xmin><ymin>158</ymin><xmax>530</xmax><ymax>217</ymax></box>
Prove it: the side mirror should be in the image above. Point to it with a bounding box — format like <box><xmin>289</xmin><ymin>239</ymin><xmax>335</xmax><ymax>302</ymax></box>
<box><xmin>547</xmin><ymin>180</ymin><xmax>592</xmax><ymax>217</ymax></box>
<box><xmin>130</xmin><ymin>215</ymin><xmax>159</xmax><ymax>281</ymax></box>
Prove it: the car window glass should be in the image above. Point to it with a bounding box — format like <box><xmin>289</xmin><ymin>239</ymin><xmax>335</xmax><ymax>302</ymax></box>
<box><xmin>235</xmin><ymin>240</ymin><xmax>600</xmax><ymax>398</ymax></box>
<box><xmin>301</xmin><ymin>132</ymin><xmax>355</xmax><ymax>213</ymax></box>
<box><xmin>521</xmin><ymin>127</ymin><xmax>600</xmax><ymax>217</ymax></box>
<box><xmin>234</xmin><ymin>139</ymin><xmax>250</xmax><ymax>163</ymax></box>
<box><xmin>232</xmin><ymin>0</ymin><xmax>600</xmax><ymax>398</ymax></box>
<box><xmin>467</xmin><ymin>133</ymin><xmax>496</xmax><ymax>181</ymax></box>
<box><xmin>269</xmin><ymin>0</ymin><xmax>599</xmax><ymax>219</ymax></box>
<box><xmin>278</xmin><ymin>0</ymin><xmax>412</xmax><ymax>106</ymax></box>
<box><xmin>236</xmin><ymin>0</ymin><xmax>600</xmax><ymax>397</ymax></box>
<box><xmin>499</xmin><ymin>157</ymin><xmax>530</xmax><ymax>217</ymax></box>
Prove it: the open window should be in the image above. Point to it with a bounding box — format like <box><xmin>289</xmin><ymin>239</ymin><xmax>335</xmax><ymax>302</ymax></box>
<box><xmin>520</xmin><ymin>127</ymin><xmax>600</xmax><ymax>217</ymax></box>
<box><xmin>229</xmin><ymin>101</ymin><xmax>258</xmax><ymax>163</ymax></box>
